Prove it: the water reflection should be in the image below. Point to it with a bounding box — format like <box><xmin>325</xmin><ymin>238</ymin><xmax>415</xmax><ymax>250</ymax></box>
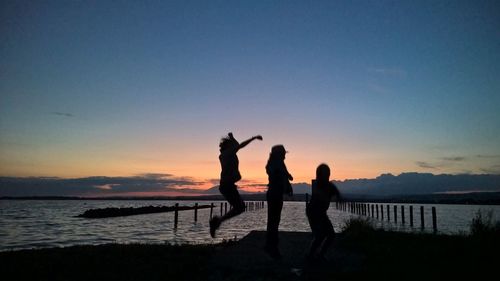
<box><xmin>0</xmin><ymin>200</ymin><xmax>499</xmax><ymax>251</ymax></box>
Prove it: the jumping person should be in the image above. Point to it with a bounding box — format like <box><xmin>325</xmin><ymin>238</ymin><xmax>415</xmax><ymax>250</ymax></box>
<box><xmin>264</xmin><ymin>144</ymin><xmax>293</xmax><ymax>259</ymax></box>
<box><xmin>209</xmin><ymin>132</ymin><xmax>263</xmax><ymax>238</ymax></box>
<box><xmin>306</xmin><ymin>163</ymin><xmax>341</xmax><ymax>261</ymax></box>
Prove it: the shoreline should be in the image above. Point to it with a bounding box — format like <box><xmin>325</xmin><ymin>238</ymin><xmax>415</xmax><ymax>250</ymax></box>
<box><xmin>2</xmin><ymin>194</ymin><xmax>500</xmax><ymax>205</ymax></box>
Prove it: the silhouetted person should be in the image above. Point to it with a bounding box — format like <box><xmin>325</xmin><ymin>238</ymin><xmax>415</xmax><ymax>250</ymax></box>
<box><xmin>306</xmin><ymin>163</ymin><xmax>341</xmax><ymax>261</ymax></box>
<box><xmin>264</xmin><ymin>145</ymin><xmax>293</xmax><ymax>259</ymax></box>
<box><xmin>209</xmin><ymin>132</ymin><xmax>263</xmax><ymax>238</ymax></box>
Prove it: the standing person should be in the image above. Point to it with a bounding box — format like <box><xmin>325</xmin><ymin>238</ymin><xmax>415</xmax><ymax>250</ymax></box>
<box><xmin>209</xmin><ymin>132</ymin><xmax>263</xmax><ymax>238</ymax></box>
<box><xmin>306</xmin><ymin>163</ymin><xmax>341</xmax><ymax>261</ymax></box>
<box><xmin>264</xmin><ymin>145</ymin><xmax>293</xmax><ymax>259</ymax></box>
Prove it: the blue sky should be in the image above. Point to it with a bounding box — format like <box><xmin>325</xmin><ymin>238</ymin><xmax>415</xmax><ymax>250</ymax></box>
<box><xmin>1</xmin><ymin>0</ymin><xmax>499</xmax><ymax>191</ymax></box>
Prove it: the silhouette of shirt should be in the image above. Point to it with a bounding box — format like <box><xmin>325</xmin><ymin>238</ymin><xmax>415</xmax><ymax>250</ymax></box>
<box><xmin>219</xmin><ymin>144</ymin><xmax>242</xmax><ymax>185</ymax></box>
<box><xmin>309</xmin><ymin>180</ymin><xmax>339</xmax><ymax>212</ymax></box>
<box><xmin>266</xmin><ymin>158</ymin><xmax>291</xmax><ymax>196</ymax></box>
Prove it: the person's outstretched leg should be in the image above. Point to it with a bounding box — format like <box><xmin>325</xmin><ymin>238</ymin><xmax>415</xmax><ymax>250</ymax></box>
<box><xmin>210</xmin><ymin>183</ymin><xmax>245</xmax><ymax>238</ymax></box>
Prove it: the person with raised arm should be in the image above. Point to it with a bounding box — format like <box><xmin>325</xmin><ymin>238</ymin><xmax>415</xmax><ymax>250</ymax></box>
<box><xmin>209</xmin><ymin>132</ymin><xmax>263</xmax><ymax>238</ymax></box>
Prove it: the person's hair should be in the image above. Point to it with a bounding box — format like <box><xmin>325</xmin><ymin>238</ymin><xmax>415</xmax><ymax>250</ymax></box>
<box><xmin>219</xmin><ymin>135</ymin><xmax>237</xmax><ymax>151</ymax></box>
<box><xmin>316</xmin><ymin>163</ymin><xmax>330</xmax><ymax>183</ymax></box>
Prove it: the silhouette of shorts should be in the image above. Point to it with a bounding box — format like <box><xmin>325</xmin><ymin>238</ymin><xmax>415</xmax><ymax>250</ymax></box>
<box><xmin>306</xmin><ymin>205</ymin><xmax>334</xmax><ymax>236</ymax></box>
<box><xmin>219</xmin><ymin>183</ymin><xmax>245</xmax><ymax>211</ymax></box>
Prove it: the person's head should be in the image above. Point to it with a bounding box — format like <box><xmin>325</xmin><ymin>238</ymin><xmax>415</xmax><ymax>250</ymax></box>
<box><xmin>270</xmin><ymin>145</ymin><xmax>287</xmax><ymax>160</ymax></box>
<box><xmin>316</xmin><ymin>163</ymin><xmax>331</xmax><ymax>183</ymax></box>
<box><xmin>219</xmin><ymin>134</ymin><xmax>238</xmax><ymax>152</ymax></box>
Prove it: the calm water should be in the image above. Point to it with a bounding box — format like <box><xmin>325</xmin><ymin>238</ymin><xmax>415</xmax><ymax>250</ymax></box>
<box><xmin>0</xmin><ymin>200</ymin><xmax>499</xmax><ymax>251</ymax></box>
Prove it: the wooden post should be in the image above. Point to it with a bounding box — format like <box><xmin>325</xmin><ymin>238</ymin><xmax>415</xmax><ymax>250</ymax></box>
<box><xmin>381</xmin><ymin>204</ymin><xmax>384</xmax><ymax>220</ymax></box>
<box><xmin>432</xmin><ymin>207</ymin><xmax>437</xmax><ymax>233</ymax></box>
<box><xmin>194</xmin><ymin>203</ymin><xmax>198</xmax><ymax>222</ymax></box>
<box><xmin>401</xmin><ymin>205</ymin><xmax>405</xmax><ymax>224</ymax></box>
<box><xmin>224</xmin><ymin>202</ymin><xmax>227</xmax><ymax>214</ymax></box>
<box><xmin>409</xmin><ymin>206</ymin><xmax>413</xmax><ymax>227</ymax></box>
<box><xmin>371</xmin><ymin>205</ymin><xmax>375</xmax><ymax>218</ymax></box>
<box><xmin>174</xmin><ymin>203</ymin><xmax>179</xmax><ymax>228</ymax></box>
<box><xmin>420</xmin><ymin>206</ymin><xmax>425</xmax><ymax>230</ymax></box>
<box><xmin>210</xmin><ymin>203</ymin><xmax>214</xmax><ymax>219</ymax></box>
<box><xmin>387</xmin><ymin>205</ymin><xmax>390</xmax><ymax>221</ymax></box>
<box><xmin>220</xmin><ymin>202</ymin><xmax>223</xmax><ymax>216</ymax></box>
<box><xmin>394</xmin><ymin>205</ymin><xmax>398</xmax><ymax>223</ymax></box>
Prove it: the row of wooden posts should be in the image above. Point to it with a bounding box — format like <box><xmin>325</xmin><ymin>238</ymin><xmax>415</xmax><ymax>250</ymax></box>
<box><xmin>334</xmin><ymin>200</ymin><xmax>438</xmax><ymax>232</ymax></box>
<box><xmin>171</xmin><ymin>198</ymin><xmax>438</xmax><ymax>232</ymax></box>
<box><xmin>173</xmin><ymin>201</ymin><xmax>265</xmax><ymax>228</ymax></box>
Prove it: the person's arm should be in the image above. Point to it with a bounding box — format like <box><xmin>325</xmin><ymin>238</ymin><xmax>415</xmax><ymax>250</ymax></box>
<box><xmin>283</xmin><ymin>165</ymin><xmax>293</xmax><ymax>181</ymax></box>
<box><xmin>284</xmin><ymin>165</ymin><xmax>293</xmax><ymax>196</ymax></box>
<box><xmin>237</xmin><ymin>135</ymin><xmax>263</xmax><ymax>150</ymax></box>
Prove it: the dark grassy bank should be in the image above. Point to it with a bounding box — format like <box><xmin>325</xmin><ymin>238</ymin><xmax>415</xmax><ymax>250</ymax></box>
<box><xmin>1</xmin><ymin>220</ymin><xmax>498</xmax><ymax>281</ymax></box>
<box><xmin>0</xmin><ymin>243</ymin><xmax>220</xmax><ymax>281</ymax></box>
<box><xmin>335</xmin><ymin>225</ymin><xmax>499</xmax><ymax>279</ymax></box>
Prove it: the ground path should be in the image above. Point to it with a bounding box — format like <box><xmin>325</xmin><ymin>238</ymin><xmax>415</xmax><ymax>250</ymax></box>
<box><xmin>208</xmin><ymin>231</ymin><xmax>364</xmax><ymax>281</ymax></box>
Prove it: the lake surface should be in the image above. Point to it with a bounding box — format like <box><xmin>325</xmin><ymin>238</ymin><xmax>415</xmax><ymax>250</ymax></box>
<box><xmin>0</xmin><ymin>200</ymin><xmax>499</xmax><ymax>251</ymax></box>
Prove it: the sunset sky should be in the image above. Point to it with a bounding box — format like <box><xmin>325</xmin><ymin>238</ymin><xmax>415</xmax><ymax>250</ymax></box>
<box><xmin>1</xmin><ymin>1</ymin><xmax>499</xmax><ymax>195</ymax></box>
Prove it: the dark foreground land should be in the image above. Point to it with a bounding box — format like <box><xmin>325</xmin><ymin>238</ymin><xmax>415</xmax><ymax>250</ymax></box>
<box><xmin>1</xmin><ymin>228</ymin><xmax>498</xmax><ymax>281</ymax></box>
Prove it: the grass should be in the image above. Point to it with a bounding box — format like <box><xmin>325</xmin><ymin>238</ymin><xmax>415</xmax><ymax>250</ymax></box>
<box><xmin>0</xmin><ymin>243</ymin><xmax>217</xmax><ymax>281</ymax></box>
<box><xmin>335</xmin><ymin>217</ymin><xmax>500</xmax><ymax>279</ymax></box>
<box><xmin>470</xmin><ymin>210</ymin><xmax>500</xmax><ymax>238</ymax></box>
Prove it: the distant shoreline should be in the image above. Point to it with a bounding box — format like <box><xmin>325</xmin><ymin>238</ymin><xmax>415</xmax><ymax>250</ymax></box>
<box><xmin>2</xmin><ymin>192</ymin><xmax>500</xmax><ymax>205</ymax></box>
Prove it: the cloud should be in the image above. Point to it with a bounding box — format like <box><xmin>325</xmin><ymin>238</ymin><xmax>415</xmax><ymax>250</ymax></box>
<box><xmin>416</xmin><ymin>161</ymin><xmax>438</xmax><ymax>169</ymax></box>
<box><xmin>368</xmin><ymin>67</ymin><xmax>407</xmax><ymax>78</ymax></box>
<box><xmin>0</xmin><ymin>174</ymin><xmax>206</xmax><ymax>197</ymax></box>
<box><xmin>51</xmin><ymin>112</ymin><xmax>74</xmax><ymax>118</ymax></box>
<box><xmin>207</xmin><ymin>178</ymin><xmax>220</xmax><ymax>185</ymax></box>
<box><xmin>479</xmin><ymin>165</ymin><xmax>500</xmax><ymax>174</ymax></box>
<box><xmin>441</xmin><ymin>156</ymin><xmax>466</xmax><ymax>162</ymax></box>
<box><xmin>476</xmin><ymin>154</ymin><xmax>500</xmax><ymax>159</ymax></box>
<box><xmin>138</xmin><ymin>173</ymin><xmax>173</xmax><ymax>179</ymax></box>
<box><xmin>416</xmin><ymin>156</ymin><xmax>466</xmax><ymax>170</ymax></box>
<box><xmin>367</xmin><ymin>82</ymin><xmax>390</xmax><ymax>94</ymax></box>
